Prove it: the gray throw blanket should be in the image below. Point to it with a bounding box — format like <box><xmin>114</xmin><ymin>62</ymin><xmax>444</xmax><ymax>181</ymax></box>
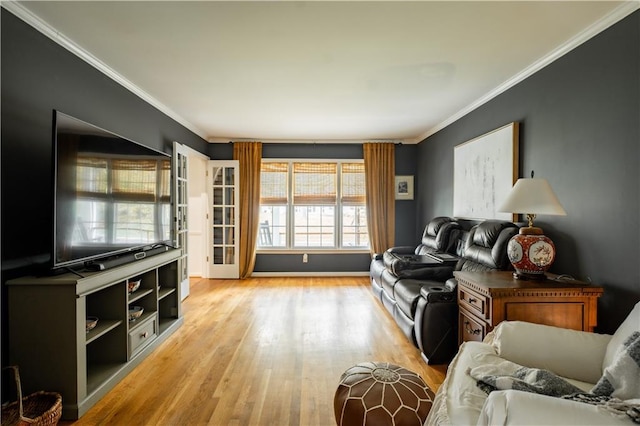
<box><xmin>592</xmin><ymin>332</ymin><xmax>640</xmax><ymax>399</ymax></box>
<box><xmin>473</xmin><ymin>366</ymin><xmax>583</xmax><ymax>397</ymax></box>
<box><xmin>469</xmin><ymin>331</ymin><xmax>640</xmax><ymax>424</ymax></box>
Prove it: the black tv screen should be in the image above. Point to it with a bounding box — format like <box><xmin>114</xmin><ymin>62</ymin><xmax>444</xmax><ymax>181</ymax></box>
<box><xmin>53</xmin><ymin>111</ymin><xmax>172</xmax><ymax>269</ymax></box>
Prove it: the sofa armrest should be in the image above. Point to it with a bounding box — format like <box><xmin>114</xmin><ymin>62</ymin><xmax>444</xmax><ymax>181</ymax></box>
<box><xmin>373</xmin><ymin>246</ymin><xmax>416</xmax><ymax>261</ymax></box>
<box><xmin>386</xmin><ymin>246</ymin><xmax>416</xmax><ymax>255</ymax></box>
<box><xmin>419</xmin><ymin>279</ymin><xmax>457</xmax><ymax>299</ymax></box>
<box><xmin>477</xmin><ymin>390</ymin><xmax>634</xmax><ymax>426</ymax></box>
<box><xmin>491</xmin><ymin>321</ymin><xmax>612</xmax><ymax>384</ymax></box>
<box><xmin>398</xmin><ymin>265</ymin><xmax>454</xmax><ymax>280</ymax></box>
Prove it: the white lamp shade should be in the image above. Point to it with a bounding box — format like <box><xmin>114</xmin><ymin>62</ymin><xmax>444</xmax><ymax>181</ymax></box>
<box><xmin>499</xmin><ymin>178</ymin><xmax>567</xmax><ymax>216</ymax></box>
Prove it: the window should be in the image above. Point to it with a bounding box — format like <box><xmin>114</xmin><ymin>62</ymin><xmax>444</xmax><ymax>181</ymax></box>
<box><xmin>259</xmin><ymin>160</ymin><xmax>369</xmax><ymax>250</ymax></box>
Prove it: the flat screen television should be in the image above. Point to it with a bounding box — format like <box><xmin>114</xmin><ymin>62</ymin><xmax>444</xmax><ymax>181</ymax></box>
<box><xmin>53</xmin><ymin>111</ymin><xmax>172</xmax><ymax>269</ymax></box>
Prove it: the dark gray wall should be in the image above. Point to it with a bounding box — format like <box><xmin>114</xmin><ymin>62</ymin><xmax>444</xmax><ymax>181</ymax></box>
<box><xmin>210</xmin><ymin>142</ymin><xmax>419</xmax><ymax>273</ymax></box>
<box><xmin>1</xmin><ymin>10</ymin><xmax>209</xmax><ymax>269</ymax></box>
<box><xmin>1</xmin><ymin>7</ymin><xmax>419</xmax><ymax>280</ymax></box>
<box><xmin>417</xmin><ymin>11</ymin><xmax>639</xmax><ymax>333</ymax></box>
<box><xmin>1</xmin><ymin>9</ymin><xmax>210</xmax><ymax>372</ymax></box>
<box><xmin>394</xmin><ymin>144</ymin><xmax>419</xmax><ymax>246</ymax></box>
<box><xmin>6</xmin><ymin>4</ymin><xmax>634</xmax><ymax>331</ymax></box>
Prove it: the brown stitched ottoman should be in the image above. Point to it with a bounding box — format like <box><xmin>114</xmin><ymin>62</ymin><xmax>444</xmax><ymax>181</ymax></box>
<box><xmin>334</xmin><ymin>361</ymin><xmax>435</xmax><ymax>425</ymax></box>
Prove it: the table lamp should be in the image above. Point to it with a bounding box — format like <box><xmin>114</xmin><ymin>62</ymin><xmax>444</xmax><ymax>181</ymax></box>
<box><xmin>498</xmin><ymin>173</ymin><xmax>566</xmax><ymax>280</ymax></box>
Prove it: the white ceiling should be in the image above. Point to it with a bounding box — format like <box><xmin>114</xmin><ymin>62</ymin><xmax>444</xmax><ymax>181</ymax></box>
<box><xmin>9</xmin><ymin>1</ymin><xmax>638</xmax><ymax>143</ymax></box>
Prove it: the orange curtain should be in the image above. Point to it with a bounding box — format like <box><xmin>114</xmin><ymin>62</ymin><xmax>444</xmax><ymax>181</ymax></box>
<box><xmin>363</xmin><ymin>143</ymin><xmax>395</xmax><ymax>254</ymax></box>
<box><xmin>233</xmin><ymin>142</ymin><xmax>262</xmax><ymax>278</ymax></box>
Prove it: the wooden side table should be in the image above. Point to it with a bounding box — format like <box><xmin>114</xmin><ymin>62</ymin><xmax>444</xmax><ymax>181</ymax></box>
<box><xmin>454</xmin><ymin>271</ymin><xmax>603</xmax><ymax>345</ymax></box>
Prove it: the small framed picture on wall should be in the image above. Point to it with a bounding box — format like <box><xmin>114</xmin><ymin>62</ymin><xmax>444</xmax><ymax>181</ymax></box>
<box><xmin>395</xmin><ymin>175</ymin><xmax>414</xmax><ymax>200</ymax></box>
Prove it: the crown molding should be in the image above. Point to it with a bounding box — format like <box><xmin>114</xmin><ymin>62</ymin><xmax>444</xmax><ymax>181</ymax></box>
<box><xmin>2</xmin><ymin>1</ymin><xmax>209</xmax><ymax>141</ymax></box>
<box><xmin>4</xmin><ymin>0</ymin><xmax>637</xmax><ymax>146</ymax></box>
<box><xmin>409</xmin><ymin>1</ymin><xmax>640</xmax><ymax>144</ymax></box>
<box><xmin>208</xmin><ymin>137</ymin><xmax>403</xmax><ymax>144</ymax></box>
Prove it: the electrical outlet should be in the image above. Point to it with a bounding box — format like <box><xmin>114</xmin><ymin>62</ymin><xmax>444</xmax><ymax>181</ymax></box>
<box><xmin>303</xmin><ymin>253</ymin><xmax>308</xmax><ymax>263</ymax></box>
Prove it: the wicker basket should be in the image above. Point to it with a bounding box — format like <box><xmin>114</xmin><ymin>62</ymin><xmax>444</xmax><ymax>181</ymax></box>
<box><xmin>1</xmin><ymin>366</ymin><xmax>62</xmax><ymax>426</ymax></box>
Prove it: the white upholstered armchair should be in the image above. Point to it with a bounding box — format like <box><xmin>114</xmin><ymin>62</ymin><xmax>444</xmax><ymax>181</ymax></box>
<box><xmin>427</xmin><ymin>301</ymin><xmax>640</xmax><ymax>425</ymax></box>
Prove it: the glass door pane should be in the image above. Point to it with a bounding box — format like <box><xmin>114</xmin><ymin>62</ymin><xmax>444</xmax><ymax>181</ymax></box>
<box><xmin>173</xmin><ymin>142</ymin><xmax>190</xmax><ymax>300</ymax></box>
<box><xmin>209</xmin><ymin>161</ymin><xmax>239</xmax><ymax>278</ymax></box>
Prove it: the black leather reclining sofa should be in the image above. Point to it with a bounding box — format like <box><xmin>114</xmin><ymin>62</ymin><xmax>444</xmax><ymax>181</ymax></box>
<box><xmin>369</xmin><ymin>217</ymin><xmax>518</xmax><ymax>364</ymax></box>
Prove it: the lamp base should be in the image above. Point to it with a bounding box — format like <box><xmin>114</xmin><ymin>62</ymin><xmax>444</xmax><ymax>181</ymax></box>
<box><xmin>513</xmin><ymin>271</ymin><xmax>547</xmax><ymax>281</ymax></box>
<box><xmin>507</xmin><ymin>231</ymin><xmax>556</xmax><ymax>278</ymax></box>
<box><xmin>519</xmin><ymin>226</ymin><xmax>543</xmax><ymax>236</ymax></box>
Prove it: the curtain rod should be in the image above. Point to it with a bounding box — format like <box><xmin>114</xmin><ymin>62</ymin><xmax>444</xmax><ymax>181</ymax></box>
<box><xmin>216</xmin><ymin>139</ymin><xmax>406</xmax><ymax>145</ymax></box>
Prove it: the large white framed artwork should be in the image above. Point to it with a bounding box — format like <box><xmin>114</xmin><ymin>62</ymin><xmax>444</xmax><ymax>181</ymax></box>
<box><xmin>453</xmin><ymin>122</ymin><xmax>519</xmax><ymax>221</ymax></box>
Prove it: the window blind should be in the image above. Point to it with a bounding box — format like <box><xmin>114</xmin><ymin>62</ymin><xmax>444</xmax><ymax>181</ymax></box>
<box><xmin>260</xmin><ymin>162</ymin><xmax>288</xmax><ymax>204</ymax></box>
<box><xmin>293</xmin><ymin>162</ymin><xmax>337</xmax><ymax>205</ymax></box>
<box><xmin>341</xmin><ymin>162</ymin><xmax>366</xmax><ymax>204</ymax></box>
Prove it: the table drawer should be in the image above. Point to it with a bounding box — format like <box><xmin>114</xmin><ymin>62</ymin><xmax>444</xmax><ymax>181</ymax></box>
<box><xmin>459</xmin><ymin>310</ymin><xmax>486</xmax><ymax>343</ymax></box>
<box><xmin>129</xmin><ymin>316</ymin><xmax>157</xmax><ymax>358</ymax></box>
<box><xmin>458</xmin><ymin>286</ymin><xmax>488</xmax><ymax>318</ymax></box>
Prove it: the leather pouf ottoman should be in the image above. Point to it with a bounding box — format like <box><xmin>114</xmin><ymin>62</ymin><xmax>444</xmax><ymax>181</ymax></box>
<box><xmin>334</xmin><ymin>361</ymin><xmax>435</xmax><ymax>426</ymax></box>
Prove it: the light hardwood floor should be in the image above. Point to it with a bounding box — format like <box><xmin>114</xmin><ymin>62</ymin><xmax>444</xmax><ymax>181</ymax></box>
<box><xmin>61</xmin><ymin>276</ymin><xmax>447</xmax><ymax>425</ymax></box>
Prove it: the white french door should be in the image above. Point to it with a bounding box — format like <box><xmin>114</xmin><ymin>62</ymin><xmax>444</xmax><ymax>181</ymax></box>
<box><xmin>208</xmin><ymin>160</ymin><xmax>240</xmax><ymax>278</ymax></box>
<box><xmin>173</xmin><ymin>142</ymin><xmax>190</xmax><ymax>299</ymax></box>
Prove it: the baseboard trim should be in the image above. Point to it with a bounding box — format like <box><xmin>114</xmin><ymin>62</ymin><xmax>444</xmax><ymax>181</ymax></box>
<box><xmin>251</xmin><ymin>271</ymin><xmax>369</xmax><ymax>277</ymax></box>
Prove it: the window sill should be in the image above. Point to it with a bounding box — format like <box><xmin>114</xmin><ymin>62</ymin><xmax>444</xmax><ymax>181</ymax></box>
<box><xmin>256</xmin><ymin>249</ymin><xmax>370</xmax><ymax>255</ymax></box>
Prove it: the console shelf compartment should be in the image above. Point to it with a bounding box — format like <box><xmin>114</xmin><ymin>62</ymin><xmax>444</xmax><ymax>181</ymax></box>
<box><xmin>129</xmin><ymin>288</ymin><xmax>154</xmax><ymax>304</ymax></box>
<box><xmin>7</xmin><ymin>249</ymin><xmax>183</xmax><ymax>420</ymax></box>
<box><xmin>158</xmin><ymin>286</ymin><xmax>176</xmax><ymax>300</ymax></box>
<box><xmin>86</xmin><ymin>362</ymin><xmax>126</xmax><ymax>395</ymax></box>
<box><xmin>86</xmin><ymin>319</ymin><xmax>123</xmax><ymax>345</ymax></box>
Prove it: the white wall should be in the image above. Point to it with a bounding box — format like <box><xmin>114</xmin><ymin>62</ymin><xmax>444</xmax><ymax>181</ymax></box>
<box><xmin>187</xmin><ymin>154</ymin><xmax>208</xmax><ymax>277</ymax></box>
